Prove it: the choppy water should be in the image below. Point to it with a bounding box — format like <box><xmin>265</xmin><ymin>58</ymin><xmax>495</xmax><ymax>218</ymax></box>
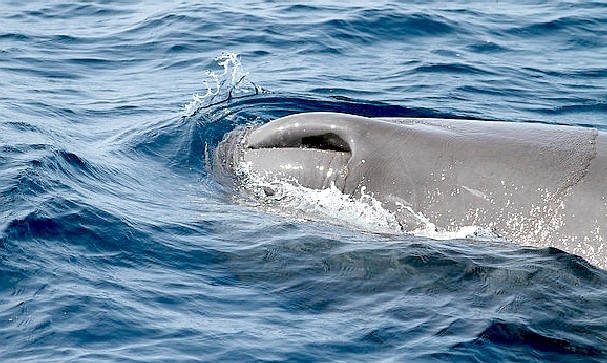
<box><xmin>1</xmin><ymin>1</ymin><xmax>607</xmax><ymax>362</ymax></box>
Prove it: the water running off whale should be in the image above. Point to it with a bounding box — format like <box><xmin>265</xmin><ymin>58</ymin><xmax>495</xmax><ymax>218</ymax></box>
<box><xmin>214</xmin><ymin>112</ymin><xmax>607</xmax><ymax>269</ymax></box>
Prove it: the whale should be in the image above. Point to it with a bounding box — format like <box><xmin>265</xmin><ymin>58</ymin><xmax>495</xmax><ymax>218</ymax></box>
<box><xmin>214</xmin><ymin>112</ymin><xmax>607</xmax><ymax>269</ymax></box>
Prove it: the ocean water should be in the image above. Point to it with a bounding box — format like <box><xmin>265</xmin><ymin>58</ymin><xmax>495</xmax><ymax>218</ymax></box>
<box><xmin>1</xmin><ymin>1</ymin><xmax>607</xmax><ymax>362</ymax></box>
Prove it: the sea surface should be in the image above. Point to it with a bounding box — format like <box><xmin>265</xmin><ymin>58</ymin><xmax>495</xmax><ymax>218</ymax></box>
<box><xmin>1</xmin><ymin>1</ymin><xmax>607</xmax><ymax>362</ymax></box>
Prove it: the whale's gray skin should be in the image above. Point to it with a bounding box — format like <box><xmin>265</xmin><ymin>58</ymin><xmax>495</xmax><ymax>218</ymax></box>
<box><xmin>215</xmin><ymin>112</ymin><xmax>607</xmax><ymax>268</ymax></box>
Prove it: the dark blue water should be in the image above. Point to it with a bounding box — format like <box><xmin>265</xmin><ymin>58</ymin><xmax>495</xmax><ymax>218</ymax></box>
<box><xmin>2</xmin><ymin>1</ymin><xmax>607</xmax><ymax>362</ymax></box>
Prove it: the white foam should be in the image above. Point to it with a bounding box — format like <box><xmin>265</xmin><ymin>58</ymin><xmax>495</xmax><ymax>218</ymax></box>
<box><xmin>235</xmin><ymin>161</ymin><xmax>499</xmax><ymax>242</ymax></box>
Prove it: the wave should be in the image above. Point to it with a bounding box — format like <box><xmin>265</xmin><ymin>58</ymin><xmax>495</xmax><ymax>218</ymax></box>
<box><xmin>506</xmin><ymin>15</ymin><xmax>607</xmax><ymax>38</ymax></box>
<box><xmin>322</xmin><ymin>10</ymin><xmax>457</xmax><ymax>41</ymax></box>
<box><xmin>414</xmin><ymin>63</ymin><xmax>493</xmax><ymax>75</ymax></box>
<box><xmin>8</xmin><ymin>3</ymin><xmax>129</xmax><ymax>20</ymax></box>
<box><xmin>227</xmin><ymin>233</ymin><xmax>607</xmax><ymax>360</ymax></box>
<box><xmin>452</xmin><ymin>320</ymin><xmax>605</xmax><ymax>360</ymax></box>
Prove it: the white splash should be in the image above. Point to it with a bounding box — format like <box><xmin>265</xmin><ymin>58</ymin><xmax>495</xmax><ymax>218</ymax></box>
<box><xmin>183</xmin><ymin>52</ymin><xmax>262</xmax><ymax>117</ymax></box>
<box><xmin>235</xmin><ymin>161</ymin><xmax>498</xmax><ymax>242</ymax></box>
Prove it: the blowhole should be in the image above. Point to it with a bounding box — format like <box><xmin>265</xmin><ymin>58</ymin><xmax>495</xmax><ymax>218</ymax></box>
<box><xmin>300</xmin><ymin>133</ymin><xmax>351</xmax><ymax>153</ymax></box>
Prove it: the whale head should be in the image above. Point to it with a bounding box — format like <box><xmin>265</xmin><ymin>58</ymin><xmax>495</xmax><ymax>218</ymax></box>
<box><xmin>214</xmin><ymin>112</ymin><xmax>372</xmax><ymax>193</ymax></box>
<box><xmin>213</xmin><ymin>112</ymin><xmax>431</xmax><ymax>230</ymax></box>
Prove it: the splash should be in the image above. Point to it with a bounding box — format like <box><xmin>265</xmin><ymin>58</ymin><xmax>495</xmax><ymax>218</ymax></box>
<box><xmin>234</xmin><ymin>161</ymin><xmax>499</xmax><ymax>241</ymax></box>
<box><xmin>239</xmin><ymin>176</ymin><xmax>404</xmax><ymax>235</ymax></box>
<box><xmin>183</xmin><ymin>53</ymin><xmax>263</xmax><ymax>117</ymax></box>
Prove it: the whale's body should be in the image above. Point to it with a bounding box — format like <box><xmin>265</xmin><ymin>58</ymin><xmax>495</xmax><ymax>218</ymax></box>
<box><xmin>215</xmin><ymin>112</ymin><xmax>607</xmax><ymax>269</ymax></box>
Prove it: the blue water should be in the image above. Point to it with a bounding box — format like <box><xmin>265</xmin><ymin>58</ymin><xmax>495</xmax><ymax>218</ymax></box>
<box><xmin>1</xmin><ymin>1</ymin><xmax>607</xmax><ymax>361</ymax></box>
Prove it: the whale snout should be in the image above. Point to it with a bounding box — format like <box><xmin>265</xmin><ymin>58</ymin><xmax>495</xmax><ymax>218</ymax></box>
<box><xmin>214</xmin><ymin>113</ymin><xmax>363</xmax><ymax>190</ymax></box>
<box><xmin>213</xmin><ymin>126</ymin><xmax>251</xmax><ymax>179</ymax></box>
